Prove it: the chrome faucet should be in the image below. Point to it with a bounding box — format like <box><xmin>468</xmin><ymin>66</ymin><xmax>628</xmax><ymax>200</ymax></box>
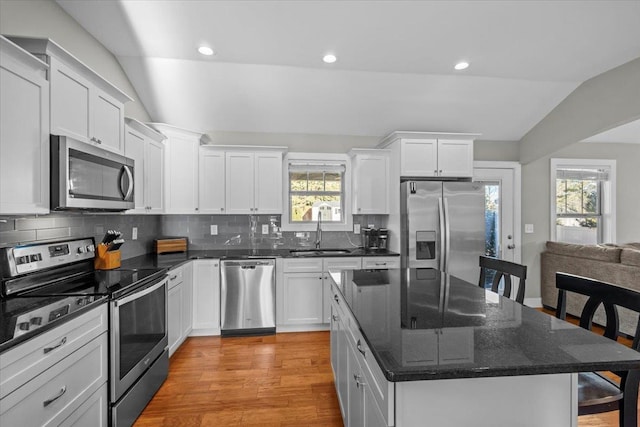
<box><xmin>315</xmin><ymin>211</ymin><xmax>322</xmax><ymax>249</ymax></box>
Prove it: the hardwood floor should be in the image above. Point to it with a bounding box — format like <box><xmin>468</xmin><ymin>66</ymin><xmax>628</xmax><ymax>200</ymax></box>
<box><xmin>135</xmin><ymin>332</ymin><xmax>343</xmax><ymax>427</ymax></box>
<box><xmin>136</xmin><ymin>325</ymin><xmax>632</xmax><ymax>426</ymax></box>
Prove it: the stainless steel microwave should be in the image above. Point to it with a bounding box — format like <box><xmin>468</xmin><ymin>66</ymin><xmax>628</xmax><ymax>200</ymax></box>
<box><xmin>51</xmin><ymin>135</ymin><xmax>135</xmax><ymax>211</ymax></box>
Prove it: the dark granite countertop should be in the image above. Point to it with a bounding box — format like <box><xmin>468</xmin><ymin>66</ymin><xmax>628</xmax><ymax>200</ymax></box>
<box><xmin>121</xmin><ymin>248</ymin><xmax>399</xmax><ymax>270</ymax></box>
<box><xmin>329</xmin><ymin>268</ymin><xmax>640</xmax><ymax>382</ymax></box>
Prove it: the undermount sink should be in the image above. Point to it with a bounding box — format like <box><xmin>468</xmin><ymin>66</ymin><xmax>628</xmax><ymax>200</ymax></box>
<box><xmin>289</xmin><ymin>249</ymin><xmax>352</xmax><ymax>257</ymax></box>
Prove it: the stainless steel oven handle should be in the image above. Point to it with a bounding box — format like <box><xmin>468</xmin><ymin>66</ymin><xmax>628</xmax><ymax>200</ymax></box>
<box><xmin>121</xmin><ymin>165</ymin><xmax>134</xmax><ymax>201</ymax></box>
<box><xmin>115</xmin><ymin>279</ymin><xmax>166</xmax><ymax>307</ymax></box>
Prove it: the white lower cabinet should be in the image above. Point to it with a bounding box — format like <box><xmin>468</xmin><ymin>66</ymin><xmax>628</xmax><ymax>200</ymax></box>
<box><xmin>0</xmin><ymin>305</ymin><xmax>108</xmax><ymax>427</ymax></box>
<box><xmin>282</xmin><ymin>272</ymin><xmax>324</xmax><ymax>324</ymax></box>
<box><xmin>280</xmin><ymin>257</ymin><xmax>362</xmax><ymax>329</ymax></box>
<box><xmin>168</xmin><ymin>264</ymin><xmax>192</xmax><ymax>356</ymax></box>
<box><xmin>191</xmin><ymin>259</ymin><xmax>221</xmax><ymax>335</ymax></box>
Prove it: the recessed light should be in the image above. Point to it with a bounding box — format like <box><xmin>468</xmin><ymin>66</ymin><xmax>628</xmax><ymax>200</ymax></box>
<box><xmin>198</xmin><ymin>46</ymin><xmax>215</xmax><ymax>56</ymax></box>
<box><xmin>454</xmin><ymin>61</ymin><xmax>469</xmax><ymax>70</ymax></box>
<box><xmin>323</xmin><ymin>54</ymin><xmax>337</xmax><ymax>64</ymax></box>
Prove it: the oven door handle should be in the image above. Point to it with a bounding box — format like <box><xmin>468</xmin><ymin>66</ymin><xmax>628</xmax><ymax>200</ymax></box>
<box><xmin>114</xmin><ymin>279</ymin><xmax>166</xmax><ymax>307</ymax></box>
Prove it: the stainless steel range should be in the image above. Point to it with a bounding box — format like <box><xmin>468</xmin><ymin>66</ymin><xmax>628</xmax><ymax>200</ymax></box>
<box><xmin>0</xmin><ymin>237</ymin><xmax>168</xmax><ymax>427</ymax></box>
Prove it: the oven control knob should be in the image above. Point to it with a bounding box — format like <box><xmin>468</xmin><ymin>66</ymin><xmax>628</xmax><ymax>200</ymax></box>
<box><xmin>18</xmin><ymin>322</ymin><xmax>30</xmax><ymax>331</ymax></box>
<box><xmin>76</xmin><ymin>297</ymin><xmax>88</xmax><ymax>307</ymax></box>
<box><xmin>86</xmin><ymin>245</ymin><xmax>95</xmax><ymax>253</ymax></box>
<box><xmin>77</xmin><ymin>246</ymin><xmax>86</xmax><ymax>254</ymax></box>
<box><xmin>30</xmin><ymin>317</ymin><xmax>43</xmax><ymax>326</ymax></box>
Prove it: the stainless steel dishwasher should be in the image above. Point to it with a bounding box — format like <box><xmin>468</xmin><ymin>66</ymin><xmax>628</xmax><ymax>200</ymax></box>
<box><xmin>220</xmin><ymin>259</ymin><xmax>276</xmax><ymax>336</ymax></box>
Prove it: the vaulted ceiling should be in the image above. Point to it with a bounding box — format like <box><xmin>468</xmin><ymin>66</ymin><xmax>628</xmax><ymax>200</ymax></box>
<box><xmin>57</xmin><ymin>0</ymin><xmax>640</xmax><ymax>141</ymax></box>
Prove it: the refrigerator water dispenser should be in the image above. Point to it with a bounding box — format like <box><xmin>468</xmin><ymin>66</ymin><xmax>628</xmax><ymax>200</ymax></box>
<box><xmin>416</xmin><ymin>231</ymin><xmax>436</xmax><ymax>259</ymax></box>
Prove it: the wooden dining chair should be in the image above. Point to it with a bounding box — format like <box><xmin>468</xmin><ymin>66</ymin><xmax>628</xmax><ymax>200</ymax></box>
<box><xmin>478</xmin><ymin>256</ymin><xmax>527</xmax><ymax>303</ymax></box>
<box><xmin>555</xmin><ymin>272</ymin><xmax>640</xmax><ymax>427</ymax></box>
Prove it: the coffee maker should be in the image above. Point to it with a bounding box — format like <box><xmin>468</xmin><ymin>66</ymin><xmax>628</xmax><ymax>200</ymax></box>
<box><xmin>361</xmin><ymin>228</ymin><xmax>389</xmax><ymax>251</ymax></box>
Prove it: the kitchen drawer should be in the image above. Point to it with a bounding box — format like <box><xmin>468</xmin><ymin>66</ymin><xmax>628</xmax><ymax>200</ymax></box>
<box><xmin>323</xmin><ymin>257</ymin><xmax>362</xmax><ymax>271</ymax></box>
<box><xmin>61</xmin><ymin>383</ymin><xmax>108</xmax><ymax>427</ymax></box>
<box><xmin>362</xmin><ymin>256</ymin><xmax>400</xmax><ymax>270</ymax></box>
<box><xmin>0</xmin><ymin>304</ymin><xmax>108</xmax><ymax>399</ymax></box>
<box><xmin>0</xmin><ymin>333</ymin><xmax>108</xmax><ymax>426</ymax></box>
<box><xmin>282</xmin><ymin>258</ymin><xmax>323</xmax><ymax>273</ymax></box>
<box><xmin>167</xmin><ymin>265</ymin><xmax>184</xmax><ymax>289</ymax></box>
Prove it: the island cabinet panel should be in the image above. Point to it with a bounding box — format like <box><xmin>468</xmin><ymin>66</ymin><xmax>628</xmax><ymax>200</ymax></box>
<box><xmin>0</xmin><ymin>37</ymin><xmax>50</xmax><ymax>214</ymax></box>
<box><xmin>191</xmin><ymin>259</ymin><xmax>220</xmax><ymax>336</ymax></box>
<box><xmin>330</xmin><ymin>281</ymin><xmax>393</xmax><ymax>426</ymax></box>
<box><xmin>395</xmin><ymin>374</ymin><xmax>577</xmax><ymax>427</ymax></box>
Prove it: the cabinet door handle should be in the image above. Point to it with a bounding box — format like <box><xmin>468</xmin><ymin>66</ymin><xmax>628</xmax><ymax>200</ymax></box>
<box><xmin>353</xmin><ymin>374</ymin><xmax>365</xmax><ymax>389</ymax></box>
<box><xmin>332</xmin><ymin>315</ymin><xmax>339</xmax><ymax>321</ymax></box>
<box><xmin>43</xmin><ymin>337</ymin><xmax>67</xmax><ymax>354</ymax></box>
<box><xmin>43</xmin><ymin>385</ymin><xmax>67</xmax><ymax>407</ymax></box>
<box><xmin>333</xmin><ymin>295</ymin><xmax>339</xmax><ymax>303</ymax></box>
<box><xmin>434</xmin><ymin>169</ymin><xmax>438</xmax><ymax>175</ymax></box>
<box><xmin>220</xmin><ymin>208</ymin><xmax>224</xmax><ymax>211</ymax></box>
<box><xmin>356</xmin><ymin>339</ymin><xmax>366</xmax><ymax>357</ymax></box>
<box><xmin>439</xmin><ymin>169</ymin><xmax>443</xmax><ymax>174</ymax></box>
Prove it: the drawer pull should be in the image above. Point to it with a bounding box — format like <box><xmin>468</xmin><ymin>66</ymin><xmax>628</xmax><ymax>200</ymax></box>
<box><xmin>375</xmin><ymin>262</ymin><xmax>387</xmax><ymax>266</ymax></box>
<box><xmin>43</xmin><ymin>337</ymin><xmax>67</xmax><ymax>354</ymax></box>
<box><xmin>169</xmin><ymin>275</ymin><xmax>178</xmax><ymax>280</ymax></box>
<box><xmin>353</xmin><ymin>374</ymin><xmax>365</xmax><ymax>388</ymax></box>
<box><xmin>43</xmin><ymin>385</ymin><xmax>67</xmax><ymax>407</ymax></box>
<box><xmin>356</xmin><ymin>339</ymin><xmax>366</xmax><ymax>357</ymax></box>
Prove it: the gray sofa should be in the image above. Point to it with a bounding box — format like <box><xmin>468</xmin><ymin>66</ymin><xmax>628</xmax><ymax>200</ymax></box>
<box><xmin>541</xmin><ymin>241</ymin><xmax>640</xmax><ymax>336</ymax></box>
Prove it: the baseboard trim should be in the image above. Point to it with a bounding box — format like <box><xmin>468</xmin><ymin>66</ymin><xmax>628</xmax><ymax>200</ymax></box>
<box><xmin>524</xmin><ymin>297</ymin><xmax>542</xmax><ymax>308</ymax></box>
<box><xmin>276</xmin><ymin>324</ymin><xmax>330</xmax><ymax>333</ymax></box>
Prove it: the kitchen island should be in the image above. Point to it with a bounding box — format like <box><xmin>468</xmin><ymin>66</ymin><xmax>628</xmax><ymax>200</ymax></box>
<box><xmin>328</xmin><ymin>268</ymin><xmax>640</xmax><ymax>427</ymax></box>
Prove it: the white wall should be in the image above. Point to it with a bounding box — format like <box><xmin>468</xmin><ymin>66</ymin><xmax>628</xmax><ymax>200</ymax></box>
<box><xmin>522</xmin><ymin>142</ymin><xmax>640</xmax><ymax>299</ymax></box>
<box><xmin>0</xmin><ymin>0</ymin><xmax>150</xmax><ymax>122</ymax></box>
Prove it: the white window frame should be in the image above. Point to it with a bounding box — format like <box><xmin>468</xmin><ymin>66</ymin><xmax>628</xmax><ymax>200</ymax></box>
<box><xmin>281</xmin><ymin>152</ymin><xmax>353</xmax><ymax>232</ymax></box>
<box><xmin>550</xmin><ymin>158</ymin><xmax>616</xmax><ymax>243</ymax></box>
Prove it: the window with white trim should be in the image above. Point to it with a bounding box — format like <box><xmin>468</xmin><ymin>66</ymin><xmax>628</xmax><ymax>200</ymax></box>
<box><xmin>550</xmin><ymin>159</ymin><xmax>616</xmax><ymax>244</ymax></box>
<box><xmin>282</xmin><ymin>154</ymin><xmax>352</xmax><ymax>231</ymax></box>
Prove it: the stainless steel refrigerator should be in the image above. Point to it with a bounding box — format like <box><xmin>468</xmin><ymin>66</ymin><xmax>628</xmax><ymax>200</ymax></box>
<box><xmin>401</xmin><ymin>180</ymin><xmax>485</xmax><ymax>284</ymax></box>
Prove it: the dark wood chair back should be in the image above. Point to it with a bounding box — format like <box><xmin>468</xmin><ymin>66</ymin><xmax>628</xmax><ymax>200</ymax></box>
<box><xmin>478</xmin><ymin>256</ymin><xmax>527</xmax><ymax>303</ymax></box>
<box><xmin>555</xmin><ymin>272</ymin><xmax>640</xmax><ymax>426</ymax></box>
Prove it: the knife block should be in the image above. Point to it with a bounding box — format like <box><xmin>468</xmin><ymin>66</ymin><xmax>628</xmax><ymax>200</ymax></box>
<box><xmin>94</xmin><ymin>244</ymin><xmax>121</xmax><ymax>270</ymax></box>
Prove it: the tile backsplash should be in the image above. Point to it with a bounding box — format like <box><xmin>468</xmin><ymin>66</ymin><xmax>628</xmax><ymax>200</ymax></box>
<box><xmin>0</xmin><ymin>213</ymin><xmax>386</xmax><ymax>258</ymax></box>
<box><xmin>0</xmin><ymin>213</ymin><xmax>162</xmax><ymax>260</ymax></box>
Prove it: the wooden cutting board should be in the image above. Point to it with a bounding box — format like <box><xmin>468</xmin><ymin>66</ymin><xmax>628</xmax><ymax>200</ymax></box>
<box><xmin>155</xmin><ymin>237</ymin><xmax>187</xmax><ymax>254</ymax></box>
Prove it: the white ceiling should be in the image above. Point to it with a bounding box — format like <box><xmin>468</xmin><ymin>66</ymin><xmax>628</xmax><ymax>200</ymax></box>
<box><xmin>57</xmin><ymin>0</ymin><xmax>640</xmax><ymax>140</ymax></box>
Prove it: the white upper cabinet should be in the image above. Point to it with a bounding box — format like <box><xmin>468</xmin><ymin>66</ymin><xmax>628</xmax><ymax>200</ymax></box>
<box><xmin>124</xmin><ymin>118</ymin><xmax>166</xmax><ymax>213</ymax></box>
<box><xmin>380</xmin><ymin>132</ymin><xmax>478</xmax><ymax>178</ymax></box>
<box><xmin>225</xmin><ymin>151</ymin><xmax>255</xmax><ymax>214</ymax></box>
<box><xmin>401</xmin><ymin>139</ymin><xmax>438</xmax><ymax>177</ymax></box>
<box><xmin>149</xmin><ymin>123</ymin><xmax>203</xmax><ymax>214</ymax></box>
<box><xmin>350</xmin><ymin>149</ymin><xmax>390</xmax><ymax>215</ymax></box>
<box><xmin>436</xmin><ymin>139</ymin><xmax>474</xmax><ymax>178</ymax></box>
<box><xmin>199</xmin><ymin>147</ymin><xmax>226</xmax><ymax>214</ymax></box>
<box><xmin>254</xmin><ymin>152</ymin><xmax>283</xmax><ymax>214</ymax></box>
<box><xmin>0</xmin><ymin>37</ymin><xmax>50</xmax><ymax>214</ymax></box>
<box><xmin>8</xmin><ymin>37</ymin><xmax>132</xmax><ymax>155</ymax></box>
<box><xmin>221</xmin><ymin>148</ymin><xmax>285</xmax><ymax>215</ymax></box>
